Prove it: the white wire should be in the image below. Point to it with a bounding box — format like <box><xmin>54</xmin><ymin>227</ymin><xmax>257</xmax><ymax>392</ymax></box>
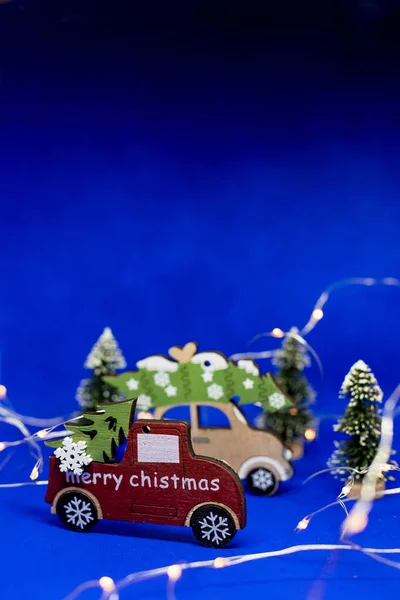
<box><xmin>63</xmin><ymin>543</ymin><xmax>400</xmax><ymax>600</ymax></box>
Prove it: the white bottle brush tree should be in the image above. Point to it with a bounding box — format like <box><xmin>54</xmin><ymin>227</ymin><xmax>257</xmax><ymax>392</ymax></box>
<box><xmin>264</xmin><ymin>327</ymin><xmax>314</xmax><ymax>445</ymax></box>
<box><xmin>328</xmin><ymin>360</ymin><xmax>396</xmax><ymax>481</ymax></box>
<box><xmin>76</xmin><ymin>327</ymin><xmax>127</xmax><ymax>411</ymax></box>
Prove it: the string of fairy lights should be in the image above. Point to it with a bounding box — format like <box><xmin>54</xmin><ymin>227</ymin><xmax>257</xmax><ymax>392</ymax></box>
<box><xmin>57</xmin><ymin>382</ymin><xmax>400</xmax><ymax>600</ymax></box>
<box><xmin>63</xmin><ymin>541</ymin><xmax>400</xmax><ymax>600</ymax></box>
<box><xmin>0</xmin><ymin>407</ymin><xmax>83</xmax><ymax>481</ymax></box>
<box><xmin>231</xmin><ymin>276</ymin><xmax>400</xmax><ymax>365</ymax></box>
<box><xmin>0</xmin><ymin>276</ymin><xmax>399</xmax><ymax>598</ymax></box>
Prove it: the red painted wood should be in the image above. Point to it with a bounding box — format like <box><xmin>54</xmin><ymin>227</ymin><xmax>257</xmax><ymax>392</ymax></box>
<box><xmin>45</xmin><ymin>420</ymin><xmax>246</xmax><ymax>530</ymax></box>
<box><xmin>131</xmin><ymin>504</ymin><xmax>178</xmax><ymax>517</ymax></box>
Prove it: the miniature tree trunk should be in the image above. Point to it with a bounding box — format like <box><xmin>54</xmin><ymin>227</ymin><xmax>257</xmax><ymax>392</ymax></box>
<box><xmin>264</xmin><ymin>328</ymin><xmax>314</xmax><ymax>451</ymax></box>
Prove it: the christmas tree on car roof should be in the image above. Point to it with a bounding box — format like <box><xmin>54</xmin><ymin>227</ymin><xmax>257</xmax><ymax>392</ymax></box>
<box><xmin>328</xmin><ymin>359</ymin><xmax>397</xmax><ymax>482</ymax></box>
<box><xmin>103</xmin><ymin>341</ymin><xmax>294</xmax><ymax>415</ymax></box>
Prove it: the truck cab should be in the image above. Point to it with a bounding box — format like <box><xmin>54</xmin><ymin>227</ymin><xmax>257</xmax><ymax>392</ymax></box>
<box><xmin>46</xmin><ymin>419</ymin><xmax>246</xmax><ymax>548</ymax></box>
<box><xmin>153</xmin><ymin>402</ymin><xmax>293</xmax><ymax>495</ymax></box>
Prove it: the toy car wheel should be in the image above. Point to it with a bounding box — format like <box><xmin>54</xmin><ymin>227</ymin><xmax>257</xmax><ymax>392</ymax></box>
<box><xmin>190</xmin><ymin>504</ymin><xmax>237</xmax><ymax>548</ymax></box>
<box><xmin>56</xmin><ymin>490</ymin><xmax>99</xmax><ymax>533</ymax></box>
<box><xmin>246</xmin><ymin>467</ymin><xmax>278</xmax><ymax>496</ymax></box>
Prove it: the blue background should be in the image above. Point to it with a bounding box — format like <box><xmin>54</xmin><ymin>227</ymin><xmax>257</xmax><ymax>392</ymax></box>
<box><xmin>0</xmin><ymin>1</ymin><xmax>400</xmax><ymax>598</ymax></box>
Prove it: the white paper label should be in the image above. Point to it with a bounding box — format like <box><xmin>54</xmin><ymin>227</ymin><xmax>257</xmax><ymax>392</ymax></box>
<box><xmin>137</xmin><ymin>434</ymin><xmax>180</xmax><ymax>463</ymax></box>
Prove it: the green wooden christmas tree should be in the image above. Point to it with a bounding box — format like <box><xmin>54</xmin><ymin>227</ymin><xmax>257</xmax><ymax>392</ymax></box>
<box><xmin>76</xmin><ymin>327</ymin><xmax>127</xmax><ymax>411</ymax></box>
<box><xmin>328</xmin><ymin>360</ymin><xmax>395</xmax><ymax>481</ymax></box>
<box><xmin>46</xmin><ymin>398</ymin><xmax>136</xmax><ymax>463</ymax></box>
<box><xmin>103</xmin><ymin>342</ymin><xmax>293</xmax><ymax>414</ymax></box>
<box><xmin>264</xmin><ymin>328</ymin><xmax>314</xmax><ymax>446</ymax></box>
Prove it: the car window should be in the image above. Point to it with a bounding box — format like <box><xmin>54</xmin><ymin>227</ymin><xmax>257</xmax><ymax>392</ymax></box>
<box><xmin>239</xmin><ymin>403</ymin><xmax>263</xmax><ymax>427</ymax></box>
<box><xmin>197</xmin><ymin>405</ymin><xmax>231</xmax><ymax>428</ymax></box>
<box><xmin>162</xmin><ymin>405</ymin><xmax>191</xmax><ymax>422</ymax></box>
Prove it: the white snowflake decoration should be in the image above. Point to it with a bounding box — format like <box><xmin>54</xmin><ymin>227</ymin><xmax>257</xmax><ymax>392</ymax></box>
<box><xmin>243</xmin><ymin>378</ymin><xmax>254</xmax><ymax>390</ymax></box>
<box><xmin>85</xmin><ymin>327</ymin><xmax>126</xmax><ymax>370</ymax></box>
<box><xmin>202</xmin><ymin>371</ymin><xmax>214</xmax><ymax>383</ymax></box>
<box><xmin>199</xmin><ymin>512</ymin><xmax>231</xmax><ymax>545</ymax></box>
<box><xmin>165</xmin><ymin>385</ymin><xmax>177</xmax><ymax>397</ymax></box>
<box><xmin>207</xmin><ymin>384</ymin><xmax>224</xmax><ymax>400</ymax></box>
<box><xmin>137</xmin><ymin>394</ymin><xmax>152</xmax><ymax>411</ymax></box>
<box><xmin>54</xmin><ymin>437</ymin><xmax>92</xmax><ymax>476</ymax></box>
<box><xmin>154</xmin><ymin>371</ymin><xmax>170</xmax><ymax>388</ymax></box>
<box><xmin>64</xmin><ymin>496</ymin><xmax>94</xmax><ymax>530</ymax></box>
<box><xmin>268</xmin><ymin>392</ymin><xmax>286</xmax><ymax>410</ymax></box>
<box><xmin>251</xmin><ymin>468</ymin><xmax>274</xmax><ymax>491</ymax></box>
<box><xmin>126</xmin><ymin>378</ymin><xmax>139</xmax><ymax>391</ymax></box>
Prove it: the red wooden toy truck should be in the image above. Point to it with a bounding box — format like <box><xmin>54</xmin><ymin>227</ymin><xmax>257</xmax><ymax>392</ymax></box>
<box><xmin>46</xmin><ymin>419</ymin><xmax>246</xmax><ymax>548</ymax></box>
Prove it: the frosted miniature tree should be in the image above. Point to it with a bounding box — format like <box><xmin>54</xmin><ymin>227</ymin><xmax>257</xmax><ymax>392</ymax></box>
<box><xmin>264</xmin><ymin>328</ymin><xmax>314</xmax><ymax>445</ymax></box>
<box><xmin>328</xmin><ymin>360</ymin><xmax>395</xmax><ymax>481</ymax></box>
<box><xmin>76</xmin><ymin>327</ymin><xmax>127</xmax><ymax>411</ymax></box>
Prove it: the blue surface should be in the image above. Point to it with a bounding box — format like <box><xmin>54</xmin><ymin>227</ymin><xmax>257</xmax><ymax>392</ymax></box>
<box><xmin>0</xmin><ymin>1</ymin><xmax>400</xmax><ymax>598</ymax></box>
<box><xmin>1</xmin><ymin>422</ymin><xmax>400</xmax><ymax>599</ymax></box>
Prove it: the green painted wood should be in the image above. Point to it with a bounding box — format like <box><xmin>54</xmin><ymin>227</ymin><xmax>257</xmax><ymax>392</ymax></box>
<box><xmin>46</xmin><ymin>398</ymin><xmax>136</xmax><ymax>463</ymax></box>
<box><xmin>103</xmin><ymin>347</ymin><xmax>293</xmax><ymax>413</ymax></box>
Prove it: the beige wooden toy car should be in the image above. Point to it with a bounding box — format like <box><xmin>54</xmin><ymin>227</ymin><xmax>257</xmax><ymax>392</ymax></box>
<box><xmin>153</xmin><ymin>401</ymin><xmax>293</xmax><ymax>496</ymax></box>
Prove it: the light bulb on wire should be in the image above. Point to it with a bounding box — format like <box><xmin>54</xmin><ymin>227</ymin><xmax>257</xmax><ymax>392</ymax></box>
<box><xmin>304</xmin><ymin>429</ymin><xmax>316</xmax><ymax>441</ymax></box>
<box><xmin>99</xmin><ymin>576</ymin><xmax>115</xmax><ymax>592</ymax></box>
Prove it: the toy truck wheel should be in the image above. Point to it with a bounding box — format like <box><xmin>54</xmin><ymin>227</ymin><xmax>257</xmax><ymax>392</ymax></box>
<box><xmin>246</xmin><ymin>467</ymin><xmax>278</xmax><ymax>496</ymax></box>
<box><xmin>190</xmin><ymin>504</ymin><xmax>237</xmax><ymax>548</ymax></box>
<box><xmin>56</xmin><ymin>490</ymin><xmax>99</xmax><ymax>533</ymax></box>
